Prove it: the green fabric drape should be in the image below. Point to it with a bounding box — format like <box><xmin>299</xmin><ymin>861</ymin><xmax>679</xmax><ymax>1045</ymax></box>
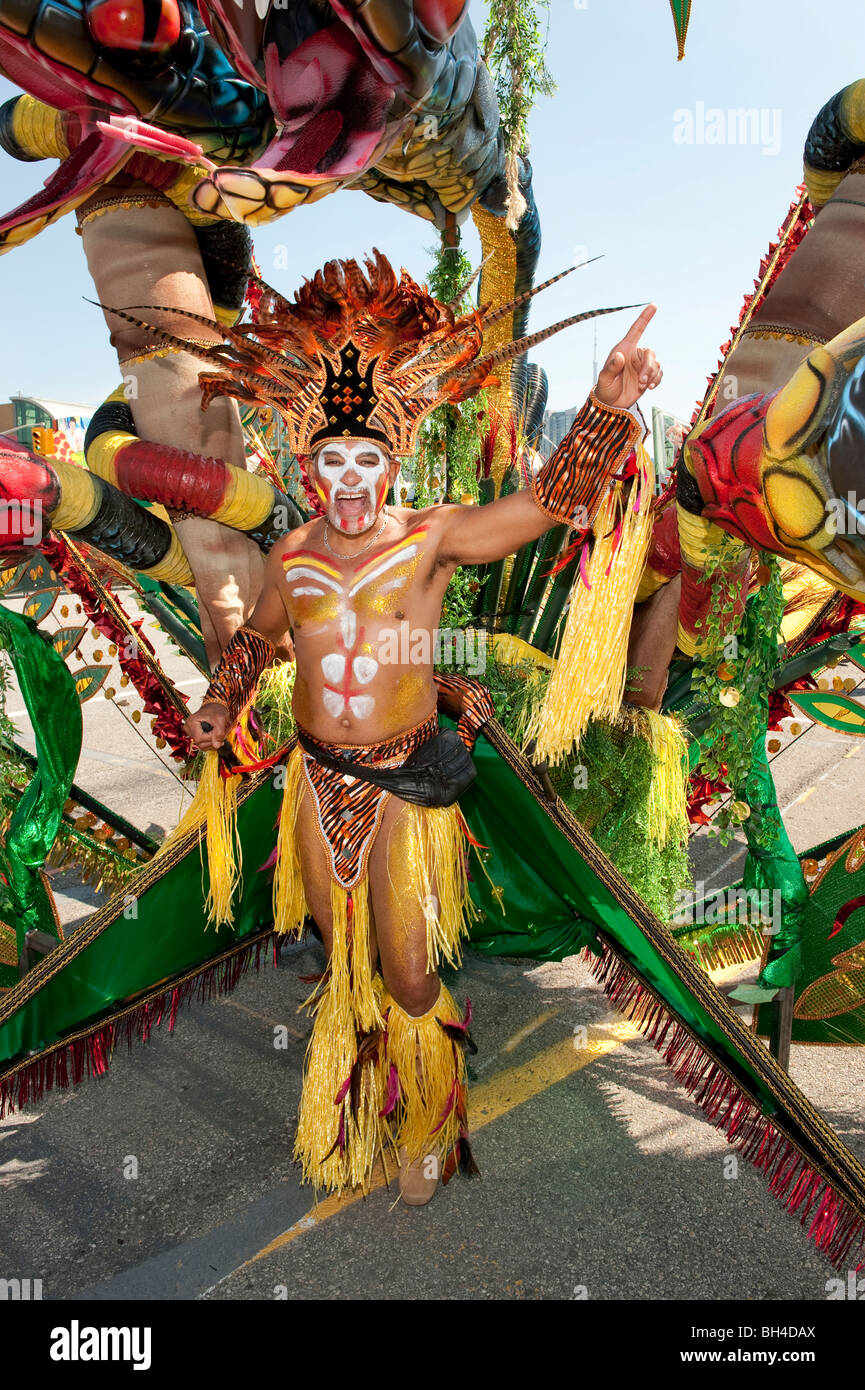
<box><xmin>741</xmin><ymin>737</ymin><xmax>809</xmax><ymax>990</ymax></box>
<box><xmin>0</xmin><ymin>773</ymin><xmax>281</xmax><ymax>1061</ymax></box>
<box><xmin>755</xmin><ymin>825</ymin><xmax>865</xmax><ymax>1046</ymax></box>
<box><xmin>0</xmin><ymin>603</ymin><xmax>82</xmax><ymax>957</ymax></box>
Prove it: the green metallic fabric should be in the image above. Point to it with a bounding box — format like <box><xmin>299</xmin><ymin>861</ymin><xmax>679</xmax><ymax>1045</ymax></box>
<box><xmin>0</xmin><ymin>772</ymin><xmax>282</xmax><ymax>1063</ymax></box>
<box><xmin>741</xmin><ymin>737</ymin><xmax>809</xmax><ymax>990</ymax></box>
<box><xmin>755</xmin><ymin>826</ymin><xmax>865</xmax><ymax>1046</ymax></box>
<box><xmin>0</xmin><ymin>602</ymin><xmax>82</xmax><ymax>955</ymax></box>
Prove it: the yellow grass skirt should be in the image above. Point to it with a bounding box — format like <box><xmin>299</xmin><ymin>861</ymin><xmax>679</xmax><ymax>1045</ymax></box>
<box><xmin>273</xmin><ymin>746</ymin><xmax>474</xmax><ymax>1194</ymax></box>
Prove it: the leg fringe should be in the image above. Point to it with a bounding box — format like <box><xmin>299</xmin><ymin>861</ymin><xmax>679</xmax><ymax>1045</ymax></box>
<box><xmin>383</xmin><ymin>984</ymin><xmax>471</xmax><ymax>1174</ymax></box>
<box><xmin>272</xmin><ymin>745</ymin><xmax>308</xmax><ymax>937</ymax></box>
<box><xmin>0</xmin><ymin>931</ymin><xmax>278</xmax><ymax>1120</ymax></box>
<box><xmin>294</xmin><ymin>973</ymin><xmax>390</xmax><ymax>1195</ymax></box>
<box><xmin>406</xmin><ymin>803</ymin><xmax>474</xmax><ymax>971</ymax></box>
<box><xmin>587</xmin><ymin>945</ymin><xmax>865</xmax><ymax>1267</ymax></box>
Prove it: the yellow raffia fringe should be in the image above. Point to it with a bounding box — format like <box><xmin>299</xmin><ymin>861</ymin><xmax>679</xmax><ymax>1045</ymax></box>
<box><xmin>201</xmin><ymin>754</ymin><xmax>241</xmax><ymax>927</ymax></box>
<box><xmin>298</xmin><ymin>879</ymin><xmax>383</xmax><ymax>1034</ymax></box>
<box><xmin>615</xmin><ymin>705</ymin><xmax>690</xmax><ymax>849</ymax></box>
<box><xmin>643</xmin><ymin>709</ymin><xmax>689</xmax><ymax>849</ymax></box>
<box><xmin>383</xmin><ymin>983</ymin><xmax>465</xmax><ymax>1164</ymax></box>
<box><xmin>386</xmin><ymin>803</ymin><xmax>474</xmax><ymax>971</ymax></box>
<box><xmin>294</xmin><ymin>973</ymin><xmax>389</xmax><ymax>1195</ymax></box>
<box><xmin>154</xmin><ymin>752</ymin><xmax>242</xmax><ymax>928</ymax></box>
<box><xmin>489</xmin><ymin>632</ymin><xmax>556</xmax><ymax>671</ymax></box>
<box><xmin>293</xmin><ymin>802</ymin><xmax>474</xmax><ymax>1192</ymax></box>
<box><xmin>156</xmin><ymin>663</ymin><xmax>296</xmax><ymax>927</ymax></box>
<box><xmin>527</xmin><ymin>449</ymin><xmax>655</xmax><ymax>765</ymax></box>
<box><xmin>272</xmin><ymin>744</ymin><xmax>307</xmax><ymax>937</ymax></box>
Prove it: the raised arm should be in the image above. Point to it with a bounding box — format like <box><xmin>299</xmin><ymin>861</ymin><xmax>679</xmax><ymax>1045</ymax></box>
<box><xmin>437</xmin><ymin>305</ymin><xmax>662</xmax><ymax>568</ymax></box>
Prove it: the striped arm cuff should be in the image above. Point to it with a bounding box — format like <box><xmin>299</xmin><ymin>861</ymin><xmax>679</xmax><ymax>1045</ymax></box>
<box><xmin>434</xmin><ymin>672</ymin><xmax>496</xmax><ymax>749</ymax></box>
<box><xmin>531</xmin><ymin>391</ymin><xmax>643</xmax><ymax>529</ymax></box>
<box><xmin>204</xmin><ymin>625</ymin><xmax>276</xmax><ymax>723</ymax></box>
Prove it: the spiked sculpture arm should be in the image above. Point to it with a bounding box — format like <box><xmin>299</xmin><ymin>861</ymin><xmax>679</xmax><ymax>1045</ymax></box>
<box><xmin>202</xmin><ymin>626</ymin><xmax>276</xmax><ymax>723</ymax></box>
<box><xmin>531</xmin><ymin>391</ymin><xmax>644</xmax><ymax>529</ymax></box>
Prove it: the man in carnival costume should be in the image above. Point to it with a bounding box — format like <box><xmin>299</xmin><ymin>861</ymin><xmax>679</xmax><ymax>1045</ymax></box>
<box><xmin>182</xmin><ymin>251</ymin><xmax>662</xmax><ymax>1204</ymax></box>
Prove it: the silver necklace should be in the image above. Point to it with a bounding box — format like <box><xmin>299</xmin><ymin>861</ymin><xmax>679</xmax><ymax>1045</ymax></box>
<box><xmin>323</xmin><ymin>508</ymin><xmax>388</xmax><ymax>559</ymax></box>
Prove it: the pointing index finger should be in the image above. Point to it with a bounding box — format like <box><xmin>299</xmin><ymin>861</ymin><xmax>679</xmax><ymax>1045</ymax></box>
<box><xmin>622</xmin><ymin>303</ymin><xmax>657</xmax><ymax>347</ymax></box>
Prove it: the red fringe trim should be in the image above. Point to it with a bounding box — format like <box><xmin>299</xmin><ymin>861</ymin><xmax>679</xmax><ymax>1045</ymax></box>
<box><xmin>587</xmin><ymin>945</ymin><xmax>865</xmax><ymax>1268</ymax></box>
<box><xmin>0</xmin><ymin>931</ymin><xmax>278</xmax><ymax>1120</ymax></box>
<box><xmin>39</xmin><ymin>534</ymin><xmax>192</xmax><ymax>761</ymax></box>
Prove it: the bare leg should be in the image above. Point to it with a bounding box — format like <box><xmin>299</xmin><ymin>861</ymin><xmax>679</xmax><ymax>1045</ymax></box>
<box><xmin>78</xmin><ymin>195</ymin><xmax>264</xmax><ymax>665</ymax></box>
<box><xmin>294</xmin><ymin>782</ymin><xmax>379</xmax><ymax>972</ymax></box>
<box><xmin>292</xmin><ymin>781</ymin><xmax>386</xmax><ymax>1193</ymax></box>
<box><xmin>368</xmin><ymin>793</ymin><xmax>439</xmax><ymax>1017</ymax></box>
<box><xmin>292</xmin><ymin>784</ymin><xmax>466</xmax><ymax>1200</ymax></box>
<box><xmin>625</xmin><ymin>574</ymin><xmax>683</xmax><ymax>711</ymax></box>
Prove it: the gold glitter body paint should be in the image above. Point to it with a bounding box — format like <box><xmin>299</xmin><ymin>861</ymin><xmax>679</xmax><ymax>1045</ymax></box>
<box><xmin>280</xmin><ymin>526</ymin><xmax>438</xmax><ymax>736</ymax></box>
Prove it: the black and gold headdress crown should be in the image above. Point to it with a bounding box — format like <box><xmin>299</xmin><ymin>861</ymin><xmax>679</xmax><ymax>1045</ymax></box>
<box><xmin>101</xmin><ymin>250</ymin><xmax>636</xmax><ymax>457</ymax></box>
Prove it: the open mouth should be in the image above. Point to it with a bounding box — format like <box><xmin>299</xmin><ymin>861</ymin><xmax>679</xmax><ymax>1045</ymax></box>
<box><xmin>261</xmin><ymin>22</ymin><xmax>400</xmax><ymax>180</ymax></box>
<box><xmin>334</xmin><ymin>490</ymin><xmax>372</xmax><ymax>522</ymax></box>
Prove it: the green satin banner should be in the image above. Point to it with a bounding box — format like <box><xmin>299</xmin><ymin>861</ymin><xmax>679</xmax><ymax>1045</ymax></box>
<box><xmin>0</xmin><ymin>602</ymin><xmax>82</xmax><ymax>956</ymax></box>
<box><xmin>742</xmin><ymin>738</ymin><xmax>809</xmax><ymax>991</ymax></box>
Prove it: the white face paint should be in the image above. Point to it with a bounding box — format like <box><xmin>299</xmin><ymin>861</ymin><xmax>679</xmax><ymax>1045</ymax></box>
<box><xmin>313</xmin><ymin>440</ymin><xmax>390</xmax><ymax>537</ymax></box>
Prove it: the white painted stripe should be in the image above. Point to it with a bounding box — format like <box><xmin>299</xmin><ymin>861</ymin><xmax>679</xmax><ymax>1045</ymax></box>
<box><xmin>349</xmin><ymin>544</ymin><xmax>418</xmax><ymax>597</ymax></box>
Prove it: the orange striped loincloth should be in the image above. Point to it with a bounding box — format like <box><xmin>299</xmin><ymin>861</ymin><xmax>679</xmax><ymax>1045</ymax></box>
<box><xmin>298</xmin><ymin>712</ymin><xmax>439</xmax><ymax>890</ymax></box>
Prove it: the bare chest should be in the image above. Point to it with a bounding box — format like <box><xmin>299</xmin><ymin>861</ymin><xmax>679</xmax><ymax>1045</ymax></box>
<box><xmin>280</xmin><ymin>527</ymin><xmax>439</xmax><ymax>723</ymax></box>
<box><xmin>281</xmin><ymin>527</ymin><xmax>434</xmax><ymax>627</ymax></box>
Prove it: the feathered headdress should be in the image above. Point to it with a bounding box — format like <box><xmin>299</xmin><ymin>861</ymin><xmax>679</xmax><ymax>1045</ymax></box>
<box><xmin>99</xmin><ymin>250</ymin><xmax>636</xmax><ymax>458</ymax></box>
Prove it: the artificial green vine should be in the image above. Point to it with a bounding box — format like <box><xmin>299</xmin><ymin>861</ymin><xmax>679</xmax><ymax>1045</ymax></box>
<box><xmin>413</xmin><ymin>237</ymin><xmax>488</xmax><ymax>507</ymax></box>
<box><xmin>482</xmin><ymin>1</ymin><xmax>556</xmax><ymax>162</ymax></box>
<box><xmin>692</xmin><ymin>549</ymin><xmax>786</xmax><ymax>845</ymax></box>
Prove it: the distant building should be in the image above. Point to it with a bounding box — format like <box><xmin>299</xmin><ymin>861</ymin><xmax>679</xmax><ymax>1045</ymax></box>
<box><xmin>651</xmin><ymin>405</ymin><xmax>688</xmax><ymax>495</ymax></box>
<box><xmin>540</xmin><ymin>406</ymin><xmax>578</xmax><ymax>459</ymax></box>
<box><xmin>0</xmin><ymin>395</ymin><xmax>92</xmax><ymax>462</ymax></box>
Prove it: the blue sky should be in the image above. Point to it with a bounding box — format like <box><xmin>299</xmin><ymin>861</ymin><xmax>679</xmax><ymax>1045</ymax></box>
<box><xmin>0</xmin><ymin>0</ymin><xmax>861</xmax><ymax>421</ymax></box>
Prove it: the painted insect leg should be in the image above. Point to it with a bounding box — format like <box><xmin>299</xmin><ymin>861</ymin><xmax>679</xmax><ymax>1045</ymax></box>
<box><xmin>78</xmin><ymin>193</ymin><xmax>264</xmax><ymax>664</ymax></box>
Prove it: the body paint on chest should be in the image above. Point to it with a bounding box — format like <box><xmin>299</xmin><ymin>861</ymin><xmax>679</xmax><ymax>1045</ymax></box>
<box><xmin>282</xmin><ymin>526</ymin><xmax>429</xmax><ymax>720</ymax></box>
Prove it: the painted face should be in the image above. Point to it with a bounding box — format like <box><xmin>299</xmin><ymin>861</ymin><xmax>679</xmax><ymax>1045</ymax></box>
<box><xmin>313</xmin><ymin>440</ymin><xmax>390</xmax><ymax>536</ymax></box>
